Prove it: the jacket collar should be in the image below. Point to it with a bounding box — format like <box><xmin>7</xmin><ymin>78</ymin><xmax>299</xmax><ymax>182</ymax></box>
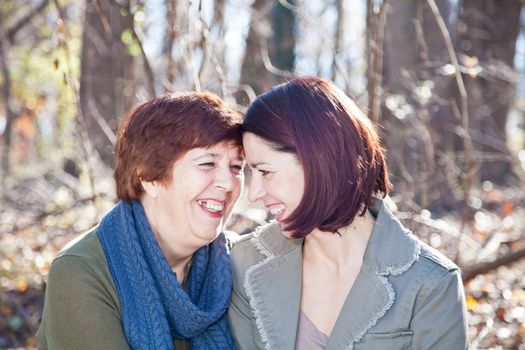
<box><xmin>363</xmin><ymin>199</ymin><xmax>421</xmax><ymax>276</ymax></box>
<box><xmin>244</xmin><ymin>198</ymin><xmax>420</xmax><ymax>350</ymax></box>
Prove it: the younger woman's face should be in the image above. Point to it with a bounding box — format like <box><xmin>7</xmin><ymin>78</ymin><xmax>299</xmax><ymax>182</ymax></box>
<box><xmin>242</xmin><ymin>132</ymin><xmax>305</xmax><ymax>224</ymax></box>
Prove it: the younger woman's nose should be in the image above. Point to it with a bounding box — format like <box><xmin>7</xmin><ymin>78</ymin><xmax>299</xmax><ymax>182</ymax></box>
<box><xmin>247</xmin><ymin>175</ymin><xmax>265</xmax><ymax>202</ymax></box>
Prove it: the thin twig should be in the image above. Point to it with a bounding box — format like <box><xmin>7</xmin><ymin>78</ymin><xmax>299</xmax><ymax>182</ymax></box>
<box><xmin>8</xmin><ymin>196</ymin><xmax>99</xmax><ymax>235</ymax></box>
<box><xmin>198</xmin><ymin>12</ymin><xmax>228</xmax><ymax>97</ymax></box>
<box><xmin>130</xmin><ymin>24</ymin><xmax>156</xmax><ymax>98</ymax></box>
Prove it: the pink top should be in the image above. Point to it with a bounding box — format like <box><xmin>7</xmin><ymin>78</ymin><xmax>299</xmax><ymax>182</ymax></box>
<box><xmin>294</xmin><ymin>311</ymin><xmax>329</xmax><ymax>350</ymax></box>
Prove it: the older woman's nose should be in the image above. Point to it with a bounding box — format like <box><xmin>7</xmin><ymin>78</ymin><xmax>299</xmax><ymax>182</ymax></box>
<box><xmin>215</xmin><ymin>166</ymin><xmax>237</xmax><ymax>191</ymax></box>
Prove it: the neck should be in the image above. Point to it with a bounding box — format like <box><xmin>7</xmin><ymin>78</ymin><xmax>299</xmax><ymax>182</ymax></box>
<box><xmin>303</xmin><ymin>210</ymin><xmax>375</xmax><ymax>268</ymax></box>
<box><xmin>141</xmin><ymin>196</ymin><xmax>198</xmax><ymax>281</ymax></box>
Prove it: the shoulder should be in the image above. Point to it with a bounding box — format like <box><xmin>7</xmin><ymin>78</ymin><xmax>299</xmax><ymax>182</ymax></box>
<box><xmin>57</xmin><ymin>226</ymin><xmax>105</xmax><ymax>261</ymax></box>
<box><xmin>229</xmin><ymin>222</ymin><xmax>280</xmax><ymax>285</ymax></box>
<box><xmin>397</xmin><ymin>240</ymin><xmax>463</xmax><ymax>308</ymax></box>
<box><xmin>230</xmin><ymin>223</ymin><xmax>274</xmax><ymax>264</ymax></box>
<box><xmin>414</xmin><ymin>240</ymin><xmax>460</xmax><ymax>279</ymax></box>
<box><xmin>48</xmin><ymin>226</ymin><xmax>112</xmax><ymax>291</ymax></box>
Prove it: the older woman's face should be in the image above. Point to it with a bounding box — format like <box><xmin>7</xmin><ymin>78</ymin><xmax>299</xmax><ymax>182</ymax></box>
<box><xmin>243</xmin><ymin>132</ymin><xmax>304</xmax><ymax>225</ymax></box>
<box><xmin>143</xmin><ymin>140</ymin><xmax>244</xmax><ymax>247</ymax></box>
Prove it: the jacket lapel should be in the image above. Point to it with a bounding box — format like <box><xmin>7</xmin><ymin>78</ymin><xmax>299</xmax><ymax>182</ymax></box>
<box><xmin>325</xmin><ymin>265</ymin><xmax>393</xmax><ymax>350</ymax></box>
<box><xmin>327</xmin><ymin>199</ymin><xmax>420</xmax><ymax>350</ymax></box>
<box><xmin>244</xmin><ymin>225</ymin><xmax>303</xmax><ymax>350</ymax></box>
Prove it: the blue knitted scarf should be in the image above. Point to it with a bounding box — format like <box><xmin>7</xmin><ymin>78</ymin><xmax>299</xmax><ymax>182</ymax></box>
<box><xmin>97</xmin><ymin>201</ymin><xmax>236</xmax><ymax>350</ymax></box>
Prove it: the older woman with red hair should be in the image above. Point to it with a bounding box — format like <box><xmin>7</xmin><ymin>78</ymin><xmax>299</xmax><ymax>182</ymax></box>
<box><xmin>38</xmin><ymin>92</ymin><xmax>244</xmax><ymax>350</ymax></box>
<box><xmin>228</xmin><ymin>77</ymin><xmax>468</xmax><ymax>350</ymax></box>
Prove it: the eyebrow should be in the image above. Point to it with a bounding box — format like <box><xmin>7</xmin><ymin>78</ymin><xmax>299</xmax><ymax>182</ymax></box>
<box><xmin>192</xmin><ymin>153</ymin><xmax>244</xmax><ymax>162</ymax></box>
<box><xmin>192</xmin><ymin>153</ymin><xmax>218</xmax><ymax>161</ymax></box>
<box><xmin>249</xmin><ymin>161</ymin><xmax>270</xmax><ymax>168</ymax></box>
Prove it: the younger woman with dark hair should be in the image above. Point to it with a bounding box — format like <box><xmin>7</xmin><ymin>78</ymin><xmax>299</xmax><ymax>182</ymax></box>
<box><xmin>38</xmin><ymin>92</ymin><xmax>243</xmax><ymax>350</ymax></box>
<box><xmin>228</xmin><ymin>77</ymin><xmax>468</xmax><ymax>350</ymax></box>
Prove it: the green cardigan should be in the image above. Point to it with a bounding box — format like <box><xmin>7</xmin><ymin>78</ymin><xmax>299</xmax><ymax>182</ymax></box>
<box><xmin>37</xmin><ymin>227</ymin><xmax>189</xmax><ymax>350</ymax></box>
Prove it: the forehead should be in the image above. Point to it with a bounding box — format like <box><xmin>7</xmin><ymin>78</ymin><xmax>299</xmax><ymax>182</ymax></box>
<box><xmin>184</xmin><ymin>140</ymin><xmax>242</xmax><ymax>159</ymax></box>
<box><xmin>242</xmin><ymin>132</ymin><xmax>298</xmax><ymax>166</ymax></box>
<box><xmin>242</xmin><ymin>133</ymin><xmax>275</xmax><ymax>156</ymax></box>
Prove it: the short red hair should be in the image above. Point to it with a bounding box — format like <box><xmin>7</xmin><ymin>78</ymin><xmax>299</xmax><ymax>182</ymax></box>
<box><xmin>114</xmin><ymin>92</ymin><xmax>242</xmax><ymax>201</ymax></box>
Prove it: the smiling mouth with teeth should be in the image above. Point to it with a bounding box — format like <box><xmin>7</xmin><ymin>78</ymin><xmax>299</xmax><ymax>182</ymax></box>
<box><xmin>197</xmin><ymin>199</ymin><xmax>225</xmax><ymax>214</ymax></box>
<box><xmin>268</xmin><ymin>205</ymin><xmax>285</xmax><ymax>216</ymax></box>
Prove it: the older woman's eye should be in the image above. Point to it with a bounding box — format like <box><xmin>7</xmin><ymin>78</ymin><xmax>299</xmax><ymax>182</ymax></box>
<box><xmin>231</xmin><ymin>164</ymin><xmax>244</xmax><ymax>174</ymax></box>
<box><xmin>199</xmin><ymin>162</ymin><xmax>215</xmax><ymax>168</ymax></box>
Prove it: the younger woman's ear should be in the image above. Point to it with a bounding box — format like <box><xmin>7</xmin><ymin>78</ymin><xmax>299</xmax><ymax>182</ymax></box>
<box><xmin>141</xmin><ymin>180</ymin><xmax>159</xmax><ymax>199</ymax></box>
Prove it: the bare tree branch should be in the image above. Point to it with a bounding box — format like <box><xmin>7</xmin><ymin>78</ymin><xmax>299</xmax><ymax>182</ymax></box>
<box><xmin>198</xmin><ymin>12</ymin><xmax>228</xmax><ymax>97</ymax></box>
<box><xmin>130</xmin><ymin>24</ymin><xmax>156</xmax><ymax>98</ymax></box>
<box><xmin>462</xmin><ymin>247</ymin><xmax>525</xmax><ymax>283</ymax></box>
<box><xmin>6</xmin><ymin>0</ymin><xmax>50</xmax><ymax>42</ymax></box>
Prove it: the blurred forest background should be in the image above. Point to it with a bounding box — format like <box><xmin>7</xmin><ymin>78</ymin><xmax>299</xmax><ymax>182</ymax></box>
<box><xmin>0</xmin><ymin>0</ymin><xmax>525</xmax><ymax>349</ymax></box>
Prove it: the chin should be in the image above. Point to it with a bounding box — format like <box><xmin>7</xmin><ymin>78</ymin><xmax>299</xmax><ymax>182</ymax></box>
<box><xmin>198</xmin><ymin>226</ymin><xmax>223</xmax><ymax>242</ymax></box>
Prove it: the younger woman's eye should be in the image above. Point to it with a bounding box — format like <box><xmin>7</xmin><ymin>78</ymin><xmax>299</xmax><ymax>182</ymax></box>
<box><xmin>259</xmin><ymin>169</ymin><xmax>270</xmax><ymax>176</ymax></box>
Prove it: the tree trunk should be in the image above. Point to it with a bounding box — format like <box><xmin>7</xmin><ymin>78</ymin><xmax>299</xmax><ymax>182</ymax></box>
<box><xmin>79</xmin><ymin>0</ymin><xmax>135</xmax><ymax>168</ymax></box>
<box><xmin>212</xmin><ymin>0</ymin><xmax>227</xmax><ymax>77</ymax></box>
<box><xmin>0</xmin><ymin>35</ymin><xmax>15</xmax><ymax>184</ymax></box>
<box><xmin>383</xmin><ymin>1</ymin><xmax>419</xmax><ymax>93</ymax></box>
<box><xmin>164</xmin><ymin>0</ymin><xmax>177</xmax><ymax>91</ymax></box>
<box><xmin>332</xmin><ymin>0</ymin><xmax>344</xmax><ymax>82</ymax></box>
<box><xmin>381</xmin><ymin>0</ymin><xmax>423</xmax><ymax>205</ymax></box>
<box><xmin>237</xmin><ymin>0</ymin><xmax>274</xmax><ymax>104</ymax></box>
<box><xmin>269</xmin><ymin>0</ymin><xmax>296</xmax><ymax>73</ymax></box>
<box><xmin>237</xmin><ymin>0</ymin><xmax>296</xmax><ymax>105</ymax></box>
<box><xmin>456</xmin><ymin>0</ymin><xmax>522</xmax><ymax>185</ymax></box>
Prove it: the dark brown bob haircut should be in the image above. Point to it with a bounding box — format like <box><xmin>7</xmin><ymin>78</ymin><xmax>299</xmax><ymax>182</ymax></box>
<box><xmin>243</xmin><ymin>76</ymin><xmax>391</xmax><ymax>238</ymax></box>
<box><xmin>114</xmin><ymin>92</ymin><xmax>242</xmax><ymax>201</ymax></box>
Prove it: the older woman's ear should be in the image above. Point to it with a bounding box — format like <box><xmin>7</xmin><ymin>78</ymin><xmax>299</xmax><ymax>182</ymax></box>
<box><xmin>140</xmin><ymin>179</ymin><xmax>159</xmax><ymax>199</ymax></box>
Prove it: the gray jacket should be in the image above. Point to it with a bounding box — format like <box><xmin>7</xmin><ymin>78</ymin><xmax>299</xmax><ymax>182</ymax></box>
<box><xmin>228</xmin><ymin>199</ymin><xmax>468</xmax><ymax>350</ymax></box>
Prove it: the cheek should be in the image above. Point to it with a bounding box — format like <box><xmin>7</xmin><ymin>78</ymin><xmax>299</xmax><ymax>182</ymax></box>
<box><xmin>287</xmin><ymin>177</ymin><xmax>304</xmax><ymax>206</ymax></box>
<box><xmin>233</xmin><ymin>176</ymin><xmax>244</xmax><ymax>198</ymax></box>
